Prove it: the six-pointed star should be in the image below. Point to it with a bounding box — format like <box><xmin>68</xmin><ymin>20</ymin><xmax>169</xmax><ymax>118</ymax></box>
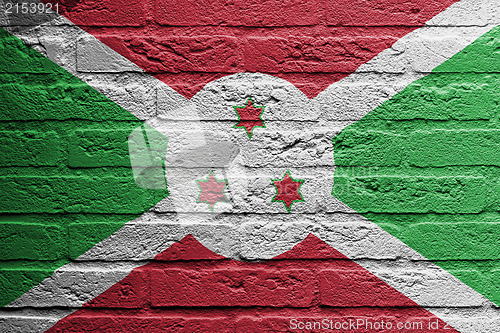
<box><xmin>196</xmin><ymin>171</ymin><xmax>229</xmax><ymax>211</ymax></box>
<box><xmin>233</xmin><ymin>98</ymin><xmax>266</xmax><ymax>138</ymax></box>
<box><xmin>271</xmin><ymin>170</ymin><xmax>305</xmax><ymax>213</ymax></box>
<box><xmin>197</xmin><ymin>100</ymin><xmax>306</xmax><ymax>212</ymax></box>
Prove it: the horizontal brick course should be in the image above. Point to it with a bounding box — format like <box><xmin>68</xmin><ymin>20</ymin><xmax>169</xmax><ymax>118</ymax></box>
<box><xmin>408</xmin><ymin>129</ymin><xmax>500</xmax><ymax>167</ymax></box>
<box><xmin>54</xmin><ymin>0</ymin><xmax>146</xmax><ymax>27</ymax></box>
<box><xmin>43</xmin><ymin>316</ymin><xmax>236</xmax><ymax>332</ymax></box>
<box><xmin>154</xmin><ymin>0</ymin><xmax>321</xmax><ymax>27</ymax></box>
<box><xmin>245</xmin><ymin>36</ymin><xmax>397</xmax><ymax>74</ymax></box>
<box><xmin>403</xmin><ymin>223</ymin><xmax>500</xmax><ymax>260</ymax></box>
<box><xmin>95</xmin><ymin>36</ymin><xmax>244</xmax><ymax>74</ymax></box>
<box><xmin>327</xmin><ymin>0</ymin><xmax>459</xmax><ymax>26</ymax></box>
<box><xmin>334</xmin><ymin>128</ymin><xmax>500</xmax><ymax>167</ymax></box>
<box><xmin>0</xmin><ymin>176</ymin><xmax>164</xmax><ymax>213</ymax></box>
<box><xmin>0</xmin><ymin>83</ymin><xmax>135</xmax><ymax>121</ymax></box>
<box><xmin>6</xmin><ymin>268</ymin><xmax>141</xmax><ymax>308</ymax></box>
<box><xmin>151</xmin><ymin>268</ymin><xmax>314</xmax><ymax>307</ymax></box>
<box><xmin>69</xmin><ymin>129</ymin><xmax>135</xmax><ymax>168</ymax></box>
<box><xmin>0</xmin><ymin>223</ymin><xmax>65</xmax><ymax>260</ymax></box>
<box><xmin>319</xmin><ymin>269</ymin><xmax>415</xmax><ymax>307</ymax></box>
<box><xmin>333</xmin><ymin>175</ymin><xmax>492</xmax><ymax>213</ymax></box>
<box><xmin>1</xmin><ymin>0</ymin><xmax>498</xmax><ymax>331</ymax></box>
<box><xmin>0</xmin><ymin>131</ymin><xmax>64</xmax><ymax>166</ymax></box>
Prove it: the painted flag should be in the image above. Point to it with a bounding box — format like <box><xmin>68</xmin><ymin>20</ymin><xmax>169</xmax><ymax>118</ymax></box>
<box><xmin>334</xmin><ymin>23</ymin><xmax>500</xmax><ymax>310</ymax></box>
<box><xmin>0</xmin><ymin>27</ymin><xmax>169</xmax><ymax>307</ymax></box>
<box><xmin>0</xmin><ymin>0</ymin><xmax>499</xmax><ymax>332</ymax></box>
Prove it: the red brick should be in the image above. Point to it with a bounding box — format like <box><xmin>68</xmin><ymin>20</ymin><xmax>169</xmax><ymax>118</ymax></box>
<box><xmin>327</xmin><ymin>0</ymin><xmax>459</xmax><ymax>26</ymax></box>
<box><xmin>155</xmin><ymin>0</ymin><xmax>321</xmax><ymax>26</ymax></box>
<box><xmin>47</xmin><ymin>0</ymin><xmax>460</xmax><ymax>99</ymax></box>
<box><xmin>319</xmin><ymin>269</ymin><xmax>416</xmax><ymax>307</ymax></box>
<box><xmin>245</xmin><ymin>36</ymin><xmax>397</xmax><ymax>73</ymax></box>
<box><xmin>150</xmin><ymin>318</ymin><xmax>235</xmax><ymax>332</ymax></box>
<box><xmin>236</xmin><ymin>317</ymin><xmax>292</xmax><ymax>332</ymax></box>
<box><xmin>43</xmin><ymin>0</ymin><xmax>146</xmax><ymax>27</ymax></box>
<box><xmin>85</xmin><ymin>270</ymin><xmax>148</xmax><ymax>308</ymax></box>
<box><xmin>48</xmin><ymin>316</ymin><xmax>236</xmax><ymax>333</ymax></box>
<box><xmin>101</xmin><ymin>35</ymin><xmax>243</xmax><ymax>74</ymax></box>
<box><xmin>151</xmin><ymin>268</ymin><xmax>314</xmax><ymax>307</ymax></box>
<box><xmin>46</xmin><ymin>235</ymin><xmax>459</xmax><ymax>332</ymax></box>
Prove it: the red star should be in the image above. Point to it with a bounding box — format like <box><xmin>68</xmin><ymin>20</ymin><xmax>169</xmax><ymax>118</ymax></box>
<box><xmin>233</xmin><ymin>98</ymin><xmax>265</xmax><ymax>138</ymax></box>
<box><xmin>272</xmin><ymin>170</ymin><xmax>305</xmax><ymax>213</ymax></box>
<box><xmin>196</xmin><ymin>171</ymin><xmax>228</xmax><ymax>211</ymax></box>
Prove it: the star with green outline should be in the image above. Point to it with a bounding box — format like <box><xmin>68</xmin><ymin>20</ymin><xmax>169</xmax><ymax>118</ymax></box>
<box><xmin>233</xmin><ymin>98</ymin><xmax>266</xmax><ymax>138</ymax></box>
<box><xmin>271</xmin><ymin>170</ymin><xmax>305</xmax><ymax>213</ymax></box>
<box><xmin>196</xmin><ymin>171</ymin><xmax>229</xmax><ymax>211</ymax></box>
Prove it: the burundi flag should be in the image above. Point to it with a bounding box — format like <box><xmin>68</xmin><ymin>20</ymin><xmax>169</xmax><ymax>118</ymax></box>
<box><xmin>0</xmin><ymin>0</ymin><xmax>499</xmax><ymax>332</ymax></box>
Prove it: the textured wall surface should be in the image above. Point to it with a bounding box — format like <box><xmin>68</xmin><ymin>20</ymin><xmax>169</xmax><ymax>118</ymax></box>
<box><xmin>0</xmin><ymin>0</ymin><xmax>499</xmax><ymax>332</ymax></box>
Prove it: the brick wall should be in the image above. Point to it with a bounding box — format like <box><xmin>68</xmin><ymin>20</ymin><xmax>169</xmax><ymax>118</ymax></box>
<box><xmin>1</xmin><ymin>0</ymin><xmax>499</xmax><ymax>332</ymax></box>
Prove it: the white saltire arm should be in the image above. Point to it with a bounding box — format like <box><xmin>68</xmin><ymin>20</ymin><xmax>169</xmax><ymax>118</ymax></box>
<box><xmin>2</xmin><ymin>1</ymin><xmax>500</xmax><ymax>332</ymax></box>
<box><xmin>312</xmin><ymin>0</ymin><xmax>499</xmax><ymax>131</ymax></box>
